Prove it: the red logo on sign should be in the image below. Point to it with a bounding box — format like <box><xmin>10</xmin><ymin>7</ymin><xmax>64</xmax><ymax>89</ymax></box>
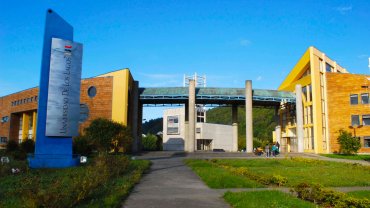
<box><xmin>65</xmin><ymin>45</ymin><xmax>72</xmax><ymax>49</ymax></box>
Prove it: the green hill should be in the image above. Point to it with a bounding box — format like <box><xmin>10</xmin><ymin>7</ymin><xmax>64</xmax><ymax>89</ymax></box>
<box><xmin>206</xmin><ymin>107</ymin><xmax>277</xmax><ymax>150</ymax></box>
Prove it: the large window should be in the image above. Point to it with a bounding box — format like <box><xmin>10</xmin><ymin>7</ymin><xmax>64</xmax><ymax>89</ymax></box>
<box><xmin>362</xmin><ymin>115</ymin><xmax>370</xmax><ymax>126</ymax></box>
<box><xmin>167</xmin><ymin>116</ymin><xmax>179</xmax><ymax>135</ymax></box>
<box><xmin>0</xmin><ymin>137</ymin><xmax>7</xmax><ymax>144</ymax></box>
<box><xmin>350</xmin><ymin>94</ymin><xmax>358</xmax><ymax>105</ymax></box>
<box><xmin>361</xmin><ymin>93</ymin><xmax>369</xmax><ymax>104</ymax></box>
<box><xmin>364</xmin><ymin>136</ymin><xmax>370</xmax><ymax>148</ymax></box>
<box><xmin>351</xmin><ymin>115</ymin><xmax>360</xmax><ymax>126</ymax></box>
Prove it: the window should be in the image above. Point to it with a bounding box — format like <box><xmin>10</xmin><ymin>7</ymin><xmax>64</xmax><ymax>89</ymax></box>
<box><xmin>351</xmin><ymin>115</ymin><xmax>360</xmax><ymax>126</ymax></box>
<box><xmin>1</xmin><ymin>116</ymin><xmax>9</xmax><ymax>123</ymax></box>
<box><xmin>326</xmin><ymin>63</ymin><xmax>333</xmax><ymax>72</ymax></box>
<box><xmin>0</xmin><ymin>137</ymin><xmax>7</xmax><ymax>144</ymax></box>
<box><xmin>350</xmin><ymin>94</ymin><xmax>358</xmax><ymax>105</ymax></box>
<box><xmin>167</xmin><ymin>116</ymin><xmax>179</xmax><ymax>135</ymax></box>
<box><xmin>361</xmin><ymin>93</ymin><xmax>369</xmax><ymax>104</ymax></box>
<box><xmin>79</xmin><ymin>104</ymin><xmax>89</xmax><ymax>123</ymax></box>
<box><xmin>364</xmin><ymin>136</ymin><xmax>370</xmax><ymax>148</ymax></box>
<box><xmin>87</xmin><ymin>86</ymin><xmax>97</xmax><ymax>98</ymax></box>
<box><xmin>362</xmin><ymin>115</ymin><xmax>370</xmax><ymax>126</ymax></box>
<box><xmin>196</xmin><ymin>128</ymin><xmax>201</xmax><ymax>133</ymax></box>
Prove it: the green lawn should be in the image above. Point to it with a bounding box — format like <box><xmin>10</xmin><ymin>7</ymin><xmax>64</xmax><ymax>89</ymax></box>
<box><xmin>185</xmin><ymin>159</ymin><xmax>264</xmax><ymax>188</ymax></box>
<box><xmin>320</xmin><ymin>154</ymin><xmax>370</xmax><ymax>161</ymax></box>
<box><xmin>224</xmin><ymin>191</ymin><xmax>316</xmax><ymax>208</ymax></box>
<box><xmin>186</xmin><ymin>158</ymin><xmax>370</xmax><ymax>187</ymax></box>
<box><xmin>347</xmin><ymin>190</ymin><xmax>370</xmax><ymax>200</ymax></box>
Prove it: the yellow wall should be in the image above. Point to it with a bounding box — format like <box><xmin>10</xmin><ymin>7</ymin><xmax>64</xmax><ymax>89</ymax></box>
<box><xmin>21</xmin><ymin>112</ymin><xmax>29</xmax><ymax>142</ymax></box>
<box><xmin>278</xmin><ymin>46</ymin><xmax>348</xmax><ymax>154</ymax></box>
<box><xmin>99</xmin><ymin>69</ymin><xmax>133</xmax><ymax>125</ymax></box>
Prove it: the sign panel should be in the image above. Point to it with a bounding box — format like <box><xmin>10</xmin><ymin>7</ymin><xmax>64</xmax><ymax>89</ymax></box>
<box><xmin>167</xmin><ymin>115</ymin><xmax>180</xmax><ymax>135</ymax></box>
<box><xmin>45</xmin><ymin>38</ymin><xmax>83</xmax><ymax>137</ymax></box>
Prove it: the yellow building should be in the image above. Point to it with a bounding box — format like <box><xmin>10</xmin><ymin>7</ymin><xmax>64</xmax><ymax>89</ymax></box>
<box><xmin>278</xmin><ymin>46</ymin><xmax>370</xmax><ymax>154</ymax></box>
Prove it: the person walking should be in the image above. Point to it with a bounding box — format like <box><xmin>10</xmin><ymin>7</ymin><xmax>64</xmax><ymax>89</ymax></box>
<box><xmin>265</xmin><ymin>144</ymin><xmax>270</xmax><ymax>157</ymax></box>
<box><xmin>271</xmin><ymin>143</ymin><xmax>278</xmax><ymax>157</ymax></box>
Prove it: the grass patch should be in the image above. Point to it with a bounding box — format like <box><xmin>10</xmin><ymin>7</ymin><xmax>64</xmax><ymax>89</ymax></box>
<box><xmin>76</xmin><ymin>159</ymin><xmax>150</xmax><ymax>207</ymax></box>
<box><xmin>0</xmin><ymin>155</ymin><xmax>150</xmax><ymax>207</ymax></box>
<box><xmin>347</xmin><ymin>190</ymin><xmax>370</xmax><ymax>200</ymax></box>
<box><xmin>186</xmin><ymin>158</ymin><xmax>370</xmax><ymax>187</ymax></box>
<box><xmin>320</xmin><ymin>154</ymin><xmax>370</xmax><ymax>161</ymax></box>
<box><xmin>224</xmin><ymin>191</ymin><xmax>316</xmax><ymax>208</ymax></box>
<box><xmin>185</xmin><ymin>159</ymin><xmax>264</xmax><ymax>188</ymax></box>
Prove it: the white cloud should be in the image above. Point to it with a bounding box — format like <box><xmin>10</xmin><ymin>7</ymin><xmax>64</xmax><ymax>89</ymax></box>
<box><xmin>139</xmin><ymin>73</ymin><xmax>180</xmax><ymax>79</ymax></box>
<box><xmin>240</xmin><ymin>39</ymin><xmax>251</xmax><ymax>47</ymax></box>
<box><xmin>335</xmin><ymin>6</ymin><xmax>352</xmax><ymax>15</ymax></box>
<box><xmin>256</xmin><ymin>76</ymin><xmax>262</xmax><ymax>81</ymax></box>
<box><xmin>358</xmin><ymin>54</ymin><xmax>369</xmax><ymax>59</ymax></box>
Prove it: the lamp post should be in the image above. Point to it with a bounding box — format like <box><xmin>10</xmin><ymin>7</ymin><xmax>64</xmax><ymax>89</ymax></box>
<box><xmin>349</xmin><ymin>125</ymin><xmax>363</xmax><ymax>137</ymax></box>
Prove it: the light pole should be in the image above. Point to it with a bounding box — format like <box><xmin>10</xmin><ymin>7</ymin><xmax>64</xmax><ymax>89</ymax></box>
<box><xmin>349</xmin><ymin>125</ymin><xmax>363</xmax><ymax>137</ymax></box>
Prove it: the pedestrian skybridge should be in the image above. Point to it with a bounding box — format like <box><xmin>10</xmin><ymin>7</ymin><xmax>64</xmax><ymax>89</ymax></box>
<box><xmin>139</xmin><ymin>87</ymin><xmax>295</xmax><ymax>106</ymax></box>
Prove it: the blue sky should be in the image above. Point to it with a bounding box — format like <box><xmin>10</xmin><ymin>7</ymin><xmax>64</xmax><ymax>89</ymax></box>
<box><xmin>1</xmin><ymin>0</ymin><xmax>369</xmax><ymax>120</ymax></box>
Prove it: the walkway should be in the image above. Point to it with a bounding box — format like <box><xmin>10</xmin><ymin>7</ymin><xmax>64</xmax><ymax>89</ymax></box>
<box><xmin>123</xmin><ymin>152</ymin><xmax>370</xmax><ymax>208</ymax></box>
<box><xmin>122</xmin><ymin>152</ymin><xmax>229</xmax><ymax>208</ymax></box>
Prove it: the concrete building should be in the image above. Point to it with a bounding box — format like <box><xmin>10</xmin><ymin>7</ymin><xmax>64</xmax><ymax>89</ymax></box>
<box><xmin>276</xmin><ymin>46</ymin><xmax>370</xmax><ymax>154</ymax></box>
<box><xmin>162</xmin><ymin>107</ymin><xmax>234</xmax><ymax>151</ymax></box>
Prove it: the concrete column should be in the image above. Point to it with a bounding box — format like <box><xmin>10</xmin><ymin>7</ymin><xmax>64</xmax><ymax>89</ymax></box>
<box><xmin>275</xmin><ymin>126</ymin><xmax>281</xmax><ymax>145</ymax></box>
<box><xmin>245</xmin><ymin>80</ymin><xmax>253</xmax><ymax>153</ymax></box>
<box><xmin>184</xmin><ymin>103</ymin><xmax>189</xmax><ymax>151</ymax></box>
<box><xmin>295</xmin><ymin>84</ymin><xmax>304</xmax><ymax>153</ymax></box>
<box><xmin>137</xmin><ymin>103</ymin><xmax>143</xmax><ymax>152</ymax></box>
<box><xmin>188</xmin><ymin>80</ymin><xmax>196</xmax><ymax>152</ymax></box>
<box><xmin>232</xmin><ymin>105</ymin><xmax>238</xmax><ymax>152</ymax></box>
<box><xmin>131</xmin><ymin>81</ymin><xmax>139</xmax><ymax>153</ymax></box>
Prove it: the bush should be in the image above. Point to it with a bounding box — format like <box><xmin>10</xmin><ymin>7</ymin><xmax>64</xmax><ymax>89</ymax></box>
<box><xmin>2</xmin><ymin>154</ymin><xmax>131</xmax><ymax>208</ymax></box>
<box><xmin>6</xmin><ymin>139</ymin><xmax>19</xmax><ymax>152</ymax></box>
<box><xmin>292</xmin><ymin>183</ymin><xmax>370</xmax><ymax>208</ymax></box>
<box><xmin>73</xmin><ymin>135</ymin><xmax>93</xmax><ymax>156</ymax></box>
<box><xmin>142</xmin><ymin>134</ymin><xmax>158</xmax><ymax>151</ymax></box>
<box><xmin>21</xmin><ymin>139</ymin><xmax>35</xmax><ymax>153</ymax></box>
<box><xmin>84</xmin><ymin>118</ymin><xmax>132</xmax><ymax>153</ymax></box>
<box><xmin>337</xmin><ymin>129</ymin><xmax>361</xmax><ymax>154</ymax></box>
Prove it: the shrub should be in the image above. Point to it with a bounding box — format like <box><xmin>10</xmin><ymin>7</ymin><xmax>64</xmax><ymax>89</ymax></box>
<box><xmin>84</xmin><ymin>118</ymin><xmax>132</xmax><ymax>153</ymax></box>
<box><xmin>6</xmin><ymin>139</ymin><xmax>19</xmax><ymax>152</ymax></box>
<box><xmin>142</xmin><ymin>134</ymin><xmax>157</xmax><ymax>151</ymax></box>
<box><xmin>3</xmin><ymin>154</ymin><xmax>131</xmax><ymax>208</ymax></box>
<box><xmin>337</xmin><ymin>129</ymin><xmax>361</xmax><ymax>154</ymax></box>
<box><xmin>73</xmin><ymin>135</ymin><xmax>93</xmax><ymax>156</ymax></box>
<box><xmin>21</xmin><ymin>139</ymin><xmax>35</xmax><ymax>153</ymax></box>
<box><xmin>292</xmin><ymin>183</ymin><xmax>370</xmax><ymax>208</ymax></box>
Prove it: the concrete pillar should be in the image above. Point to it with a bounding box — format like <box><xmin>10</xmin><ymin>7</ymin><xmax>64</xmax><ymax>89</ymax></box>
<box><xmin>275</xmin><ymin>126</ymin><xmax>281</xmax><ymax>145</ymax></box>
<box><xmin>188</xmin><ymin>80</ymin><xmax>196</xmax><ymax>152</ymax></box>
<box><xmin>137</xmin><ymin>103</ymin><xmax>143</xmax><ymax>152</ymax></box>
<box><xmin>232</xmin><ymin>105</ymin><xmax>238</xmax><ymax>152</ymax></box>
<box><xmin>131</xmin><ymin>81</ymin><xmax>139</xmax><ymax>153</ymax></box>
<box><xmin>184</xmin><ymin>103</ymin><xmax>189</xmax><ymax>151</ymax></box>
<box><xmin>295</xmin><ymin>84</ymin><xmax>304</xmax><ymax>153</ymax></box>
<box><xmin>32</xmin><ymin>111</ymin><xmax>37</xmax><ymax>140</ymax></box>
<box><xmin>245</xmin><ymin>80</ymin><xmax>253</xmax><ymax>153</ymax></box>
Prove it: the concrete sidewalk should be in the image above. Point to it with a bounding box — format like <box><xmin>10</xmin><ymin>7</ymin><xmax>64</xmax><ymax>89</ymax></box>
<box><xmin>122</xmin><ymin>153</ymin><xmax>229</xmax><ymax>208</ymax></box>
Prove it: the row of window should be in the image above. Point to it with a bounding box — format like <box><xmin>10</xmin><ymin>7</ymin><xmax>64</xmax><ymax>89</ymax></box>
<box><xmin>11</xmin><ymin>96</ymin><xmax>38</xmax><ymax>106</ymax></box>
<box><xmin>350</xmin><ymin>93</ymin><xmax>369</xmax><ymax>105</ymax></box>
<box><xmin>351</xmin><ymin>115</ymin><xmax>370</xmax><ymax>126</ymax></box>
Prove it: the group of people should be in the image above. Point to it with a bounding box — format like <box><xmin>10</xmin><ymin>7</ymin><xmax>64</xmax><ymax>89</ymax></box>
<box><xmin>254</xmin><ymin>141</ymin><xmax>280</xmax><ymax>157</ymax></box>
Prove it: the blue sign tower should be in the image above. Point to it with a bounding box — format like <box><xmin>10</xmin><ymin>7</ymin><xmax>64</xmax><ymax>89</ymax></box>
<box><xmin>29</xmin><ymin>10</ymin><xmax>81</xmax><ymax>168</ymax></box>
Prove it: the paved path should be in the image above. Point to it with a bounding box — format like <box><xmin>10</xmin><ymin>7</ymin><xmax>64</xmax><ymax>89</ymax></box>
<box><xmin>123</xmin><ymin>153</ymin><xmax>229</xmax><ymax>208</ymax></box>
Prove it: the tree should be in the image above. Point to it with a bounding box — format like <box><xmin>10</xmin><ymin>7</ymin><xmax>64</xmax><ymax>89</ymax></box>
<box><xmin>337</xmin><ymin>129</ymin><xmax>361</xmax><ymax>154</ymax></box>
<box><xmin>142</xmin><ymin>134</ymin><xmax>158</xmax><ymax>151</ymax></box>
<box><xmin>84</xmin><ymin>118</ymin><xmax>132</xmax><ymax>153</ymax></box>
